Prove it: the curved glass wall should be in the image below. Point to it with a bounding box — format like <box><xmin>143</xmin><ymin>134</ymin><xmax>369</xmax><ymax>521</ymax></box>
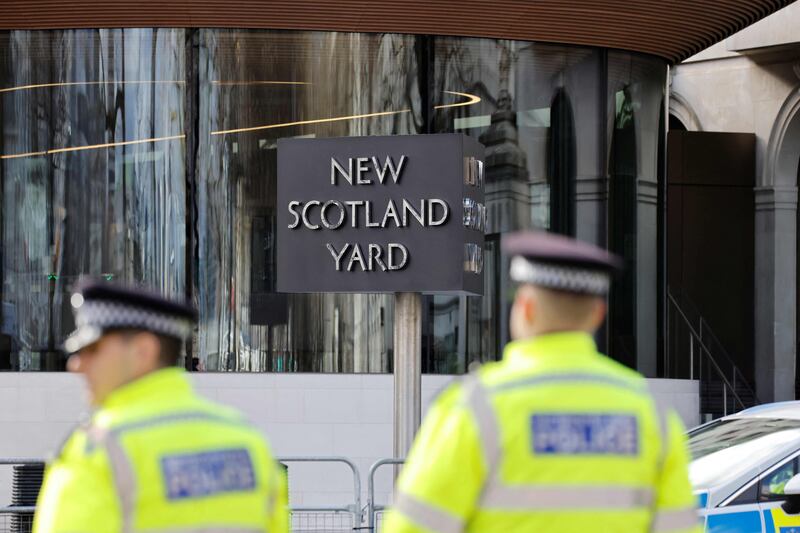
<box><xmin>196</xmin><ymin>31</ymin><xmax>420</xmax><ymax>372</ymax></box>
<box><xmin>426</xmin><ymin>39</ymin><xmax>610</xmax><ymax>372</ymax></box>
<box><xmin>0</xmin><ymin>29</ymin><xmax>186</xmax><ymax>371</ymax></box>
<box><xmin>0</xmin><ymin>29</ymin><xmax>666</xmax><ymax>375</ymax></box>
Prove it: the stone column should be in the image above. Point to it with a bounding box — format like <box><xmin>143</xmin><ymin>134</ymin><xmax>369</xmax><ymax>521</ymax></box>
<box><xmin>755</xmin><ymin>186</ymin><xmax>797</xmax><ymax>402</ymax></box>
<box><xmin>636</xmin><ymin>178</ymin><xmax>659</xmax><ymax>378</ymax></box>
<box><xmin>393</xmin><ymin>292</ymin><xmax>422</xmax><ymax>458</ymax></box>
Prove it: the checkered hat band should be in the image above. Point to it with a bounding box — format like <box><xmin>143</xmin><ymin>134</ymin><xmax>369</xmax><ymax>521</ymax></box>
<box><xmin>509</xmin><ymin>256</ymin><xmax>611</xmax><ymax>295</ymax></box>
<box><xmin>75</xmin><ymin>301</ymin><xmax>193</xmax><ymax>339</ymax></box>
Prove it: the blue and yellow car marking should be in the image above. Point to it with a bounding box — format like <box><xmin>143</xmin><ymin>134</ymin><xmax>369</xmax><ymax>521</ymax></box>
<box><xmin>765</xmin><ymin>505</ymin><xmax>800</xmax><ymax>532</ymax></box>
<box><xmin>706</xmin><ymin>510</ymin><xmax>762</xmax><ymax>532</ymax></box>
<box><xmin>763</xmin><ymin>510</ymin><xmax>775</xmax><ymax>531</ymax></box>
<box><xmin>697</xmin><ymin>492</ymin><xmax>709</xmax><ymax>510</ymax></box>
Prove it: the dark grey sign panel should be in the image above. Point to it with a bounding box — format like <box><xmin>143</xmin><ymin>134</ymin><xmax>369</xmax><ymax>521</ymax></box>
<box><xmin>277</xmin><ymin>134</ymin><xmax>484</xmax><ymax>295</ymax></box>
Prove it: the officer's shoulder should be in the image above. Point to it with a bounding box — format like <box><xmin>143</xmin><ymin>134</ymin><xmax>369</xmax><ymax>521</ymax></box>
<box><xmin>425</xmin><ymin>379</ymin><xmax>463</xmax><ymax>411</ymax></box>
<box><xmin>194</xmin><ymin>396</ymin><xmax>268</xmax><ymax>438</ymax></box>
<box><xmin>55</xmin><ymin>423</ymin><xmax>90</xmax><ymax>459</ymax></box>
<box><xmin>428</xmin><ymin>360</ymin><xmax>505</xmax><ymax>409</ymax></box>
<box><xmin>105</xmin><ymin>394</ymin><xmax>260</xmax><ymax>440</ymax></box>
<box><xmin>474</xmin><ymin>358</ymin><xmax>509</xmax><ymax>382</ymax></box>
<box><xmin>595</xmin><ymin>352</ymin><xmax>648</xmax><ymax>385</ymax></box>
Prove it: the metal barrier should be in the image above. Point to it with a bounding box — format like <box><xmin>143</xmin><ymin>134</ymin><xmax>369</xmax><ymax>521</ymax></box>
<box><xmin>366</xmin><ymin>458</ymin><xmax>404</xmax><ymax>532</ymax></box>
<box><xmin>0</xmin><ymin>456</ymin><xmax>362</xmax><ymax>533</ymax></box>
<box><xmin>276</xmin><ymin>456</ymin><xmax>363</xmax><ymax>532</ymax></box>
<box><xmin>0</xmin><ymin>459</ymin><xmax>44</xmax><ymax>533</ymax></box>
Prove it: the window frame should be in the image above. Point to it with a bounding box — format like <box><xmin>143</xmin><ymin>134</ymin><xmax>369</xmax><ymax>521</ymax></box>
<box><xmin>720</xmin><ymin>448</ymin><xmax>800</xmax><ymax>507</ymax></box>
<box><xmin>758</xmin><ymin>456</ymin><xmax>799</xmax><ymax>502</ymax></box>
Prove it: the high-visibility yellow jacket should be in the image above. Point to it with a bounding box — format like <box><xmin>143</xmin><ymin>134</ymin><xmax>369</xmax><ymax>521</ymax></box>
<box><xmin>33</xmin><ymin>367</ymin><xmax>288</xmax><ymax>533</ymax></box>
<box><xmin>383</xmin><ymin>332</ymin><xmax>701</xmax><ymax>533</ymax></box>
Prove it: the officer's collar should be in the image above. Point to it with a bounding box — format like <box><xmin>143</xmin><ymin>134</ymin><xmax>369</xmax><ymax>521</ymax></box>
<box><xmin>100</xmin><ymin>367</ymin><xmax>192</xmax><ymax>410</ymax></box>
<box><xmin>504</xmin><ymin>331</ymin><xmax>598</xmax><ymax>362</ymax></box>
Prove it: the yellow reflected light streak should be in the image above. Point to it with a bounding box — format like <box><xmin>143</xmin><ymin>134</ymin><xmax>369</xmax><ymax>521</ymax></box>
<box><xmin>211</xmin><ymin>80</ymin><xmax>310</xmax><ymax>86</ymax></box>
<box><xmin>435</xmin><ymin>90</ymin><xmax>482</xmax><ymax>109</ymax></box>
<box><xmin>0</xmin><ymin>150</ymin><xmax>47</xmax><ymax>160</ymax></box>
<box><xmin>0</xmin><ymin>80</ymin><xmax>184</xmax><ymax>94</ymax></box>
<box><xmin>0</xmin><ymin>80</ymin><xmax>312</xmax><ymax>94</ymax></box>
<box><xmin>1</xmin><ymin>134</ymin><xmax>184</xmax><ymax>160</ymax></box>
<box><xmin>211</xmin><ymin>109</ymin><xmax>411</xmax><ymax>136</ymax></box>
<box><xmin>48</xmin><ymin>134</ymin><xmax>185</xmax><ymax>155</ymax></box>
<box><xmin>211</xmin><ymin>90</ymin><xmax>480</xmax><ymax>136</ymax></box>
<box><xmin>0</xmin><ymin>90</ymin><xmax>480</xmax><ymax>156</ymax></box>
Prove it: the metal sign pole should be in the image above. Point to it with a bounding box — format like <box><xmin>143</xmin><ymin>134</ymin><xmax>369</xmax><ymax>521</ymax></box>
<box><xmin>276</xmin><ymin>134</ymin><xmax>483</xmax><ymax>463</ymax></box>
<box><xmin>393</xmin><ymin>292</ymin><xmax>422</xmax><ymax>460</ymax></box>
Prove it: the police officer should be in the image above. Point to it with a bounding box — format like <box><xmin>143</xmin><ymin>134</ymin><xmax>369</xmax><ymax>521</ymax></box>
<box><xmin>383</xmin><ymin>231</ymin><xmax>700</xmax><ymax>533</ymax></box>
<box><xmin>33</xmin><ymin>280</ymin><xmax>288</xmax><ymax>533</ymax></box>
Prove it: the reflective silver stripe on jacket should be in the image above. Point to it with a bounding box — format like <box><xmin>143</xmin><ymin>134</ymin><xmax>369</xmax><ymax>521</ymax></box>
<box><xmin>651</xmin><ymin>507</ymin><xmax>701</xmax><ymax>532</ymax></box>
<box><xmin>110</xmin><ymin>411</ymin><xmax>251</xmax><ymax>437</ymax></box>
<box><xmin>462</xmin><ymin>375</ymin><xmax>501</xmax><ymax>475</ymax></box>
<box><xmin>481</xmin><ymin>484</ymin><xmax>654</xmax><ymax>510</ymax></box>
<box><xmin>646</xmin><ymin>382</ymin><xmax>670</xmax><ymax>469</ymax></box>
<box><xmin>393</xmin><ymin>490</ymin><xmax>464</xmax><ymax>533</ymax></box>
<box><xmin>490</xmin><ymin>372</ymin><xmax>649</xmax><ymax>396</ymax></box>
<box><xmin>86</xmin><ymin>411</ymin><xmax>261</xmax><ymax>533</ymax></box>
<box><xmin>646</xmin><ymin>382</ymin><xmax>671</xmax><ymax>533</ymax></box>
<box><xmin>144</xmin><ymin>529</ymin><xmax>264</xmax><ymax>533</ymax></box>
<box><xmin>85</xmin><ymin>411</ymin><xmax>252</xmax><ymax>454</ymax></box>
<box><xmin>266</xmin><ymin>460</ymin><xmax>282</xmax><ymax>517</ymax></box>
<box><xmin>88</xmin><ymin>426</ymin><xmax>137</xmax><ymax>533</ymax></box>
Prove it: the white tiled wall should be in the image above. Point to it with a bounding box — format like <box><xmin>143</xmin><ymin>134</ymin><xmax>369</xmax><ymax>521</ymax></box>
<box><xmin>0</xmin><ymin>373</ymin><xmax>698</xmax><ymax>511</ymax></box>
<box><xmin>647</xmin><ymin>378</ymin><xmax>701</xmax><ymax>430</ymax></box>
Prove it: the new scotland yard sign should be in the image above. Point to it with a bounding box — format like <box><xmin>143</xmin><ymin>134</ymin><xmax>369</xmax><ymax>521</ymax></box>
<box><xmin>277</xmin><ymin>134</ymin><xmax>484</xmax><ymax>295</ymax></box>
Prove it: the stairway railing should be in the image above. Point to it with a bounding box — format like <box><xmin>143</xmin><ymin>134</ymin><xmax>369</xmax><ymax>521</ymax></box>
<box><xmin>666</xmin><ymin>288</ymin><xmax>758</xmax><ymax>417</ymax></box>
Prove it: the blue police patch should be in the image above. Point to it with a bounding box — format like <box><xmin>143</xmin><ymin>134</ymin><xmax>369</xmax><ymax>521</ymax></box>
<box><xmin>161</xmin><ymin>448</ymin><xmax>256</xmax><ymax>500</ymax></box>
<box><xmin>531</xmin><ymin>413</ymin><xmax>639</xmax><ymax>455</ymax></box>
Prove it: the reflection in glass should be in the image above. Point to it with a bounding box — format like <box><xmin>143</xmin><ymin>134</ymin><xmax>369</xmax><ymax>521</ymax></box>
<box><xmin>429</xmin><ymin>38</ymin><xmax>613</xmax><ymax>373</ymax></box>
<box><xmin>548</xmin><ymin>88</ymin><xmax>576</xmax><ymax>235</ymax></box>
<box><xmin>0</xmin><ymin>29</ymin><xmax>186</xmax><ymax>370</ymax></box>
<box><xmin>196</xmin><ymin>30</ymin><xmax>420</xmax><ymax>372</ymax></box>
<box><xmin>0</xmin><ymin>28</ymin><xmax>668</xmax><ymax>375</ymax></box>
<box><xmin>689</xmin><ymin>418</ymin><xmax>800</xmax><ymax>491</ymax></box>
<box><xmin>608</xmin><ymin>52</ymin><xmax>664</xmax><ymax>376</ymax></box>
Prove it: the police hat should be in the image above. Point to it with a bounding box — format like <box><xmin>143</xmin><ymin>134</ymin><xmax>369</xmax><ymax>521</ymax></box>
<box><xmin>502</xmin><ymin>231</ymin><xmax>623</xmax><ymax>296</ymax></box>
<box><xmin>64</xmin><ymin>279</ymin><xmax>197</xmax><ymax>354</ymax></box>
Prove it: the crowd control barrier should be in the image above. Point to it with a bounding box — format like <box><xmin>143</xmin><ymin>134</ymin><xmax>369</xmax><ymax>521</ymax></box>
<box><xmin>0</xmin><ymin>456</ymin><xmax>367</xmax><ymax>533</ymax></box>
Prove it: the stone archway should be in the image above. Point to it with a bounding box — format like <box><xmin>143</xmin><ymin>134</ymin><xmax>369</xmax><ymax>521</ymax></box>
<box><xmin>668</xmin><ymin>91</ymin><xmax>702</xmax><ymax>132</ymax></box>
<box><xmin>755</xmin><ymin>85</ymin><xmax>800</xmax><ymax>402</ymax></box>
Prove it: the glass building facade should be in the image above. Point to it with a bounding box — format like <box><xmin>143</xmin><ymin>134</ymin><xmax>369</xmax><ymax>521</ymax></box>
<box><xmin>0</xmin><ymin>29</ymin><xmax>666</xmax><ymax>374</ymax></box>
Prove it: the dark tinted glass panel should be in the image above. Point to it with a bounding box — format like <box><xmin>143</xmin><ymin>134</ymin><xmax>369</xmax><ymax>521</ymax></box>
<box><xmin>730</xmin><ymin>482</ymin><xmax>758</xmax><ymax>506</ymax></box>
<box><xmin>196</xmin><ymin>30</ymin><xmax>420</xmax><ymax>372</ymax></box>
<box><xmin>426</xmin><ymin>38</ymin><xmax>608</xmax><ymax>373</ymax></box>
<box><xmin>0</xmin><ymin>28</ymin><xmax>667</xmax><ymax>374</ymax></box>
<box><xmin>607</xmin><ymin>52</ymin><xmax>664</xmax><ymax>376</ymax></box>
<box><xmin>0</xmin><ymin>29</ymin><xmax>186</xmax><ymax>371</ymax></box>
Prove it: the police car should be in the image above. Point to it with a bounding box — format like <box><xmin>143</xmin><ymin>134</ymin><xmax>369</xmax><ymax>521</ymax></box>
<box><xmin>689</xmin><ymin>402</ymin><xmax>800</xmax><ymax>532</ymax></box>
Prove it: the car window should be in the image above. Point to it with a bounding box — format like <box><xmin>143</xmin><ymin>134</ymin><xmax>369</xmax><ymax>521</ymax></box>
<box><xmin>689</xmin><ymin>418</ymin><xmax>800</xmax><ymax>459</ymax></box>
<box><xmin>729</xmin><ymin>483</ymin><xmax>759</xmax><ymax>506</ymax></box>
<box><xmin>760</xmin><ymin>458</ymin><xmax>798</xmax><ymax>500</ymax></box>
<box><xmin>688</xmin><ymin>418</ymin><xmax>800</xmax><ymax>491</ymax></box>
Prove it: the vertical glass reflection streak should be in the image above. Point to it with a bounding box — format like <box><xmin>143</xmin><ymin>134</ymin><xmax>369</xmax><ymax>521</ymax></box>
<box><xmin>196</xmin><ymin>30</ymin><xmax>421</xmax><ymax>372</ymax></box>
<box><xmin>0</xmin><ymin>29</ymin><xmax>187</xmax><ymax>370</ymax></box>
